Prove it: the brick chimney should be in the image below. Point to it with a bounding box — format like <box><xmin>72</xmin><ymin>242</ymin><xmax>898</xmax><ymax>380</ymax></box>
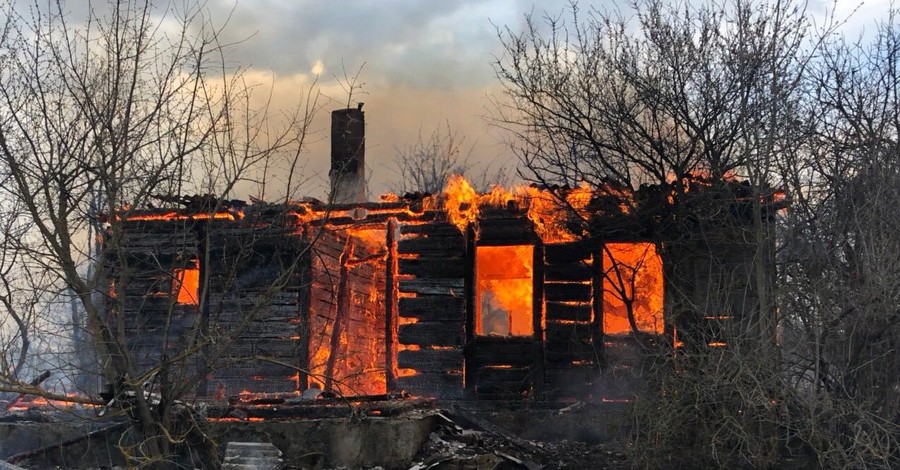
<box><xmin>329</xmin><ymin>104</ymin><xmax>366</xmax><ymax>203</ymax></box>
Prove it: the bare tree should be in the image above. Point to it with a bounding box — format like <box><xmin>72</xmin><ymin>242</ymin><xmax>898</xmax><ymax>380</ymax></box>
<box><xmin>0</xmin><ymin>1</ymin><xmax>318</xmax><ymax>467</ymax></box>
<box><xmin>493</xmin><ymin>0</ymin><xmax>897</xmax><ymax>467</ymax></box>
<box><xmin>390</xmin><ymin>123</ymin><xmax>510</xmax><ymax>194</ymax></box>
<box><xmin>775</xmin><ymin>12</ymin><xmax>900</xmax><ymax>466</ymax></box>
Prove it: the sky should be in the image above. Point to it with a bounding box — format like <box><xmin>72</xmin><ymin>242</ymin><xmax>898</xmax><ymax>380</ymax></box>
<box><xmin>197</xmin><ymin>0</ymin><xmax>890</xmax><ymax>200</ymax></box>
<box><xmin>199</xmin><ymin>0</ymin><xmax>562</xmax><ymax>199</ymax></box>
<box><xmin>35</xmin><ymin>0</ymin><xmax>895</xmax><ymax>199</ymax></box>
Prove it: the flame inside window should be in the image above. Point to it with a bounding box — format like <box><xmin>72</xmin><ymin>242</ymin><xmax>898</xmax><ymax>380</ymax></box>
<box><xmin>172</xmin><ymin>260</ymin><xmax>200</xmax><ymax>305</ymax></box>
<box><xmin>476</xmin><ymin>245</ymin><xmax>533</xmax><ymax>336</ymax></box>
<box><xmin>602</xmin><ymin>243</ymin><xmax>664</xmax><ymax>335</ymax></box>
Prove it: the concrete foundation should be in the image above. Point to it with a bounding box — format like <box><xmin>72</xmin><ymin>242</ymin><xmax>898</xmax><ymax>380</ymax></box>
<box><xmin>211</xmin><ymin>414</ymin><xmax>436</xmax><ymax>469</ymax></box>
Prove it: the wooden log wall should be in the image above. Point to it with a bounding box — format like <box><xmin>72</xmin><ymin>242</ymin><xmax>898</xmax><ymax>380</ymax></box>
<box><xmin>115</xmin><ymin>219</ymin><xmax>202</xmax><ymax>391</ymax></box>
<box><xmin>306</xmin><ymin>228</ymin><xmax>387</xmax><ymax>396</ymax></box>
<box><xmin>395</xmin><ymin>221</ymin><xmax>466</xmax><ymax>399</ymax></box>
<box><xmin>114</xmin><ymin>216</ymin><xmax>305</xmax><ymax>397</ymax></box>
<box><xmin>192</xmin><ymin>218</ymin><xmax>301</xmax><ymax>396</ymax></box>
<box><xmin>467</xmin><ymin>212</ymin><xmax>542</xmax><ymax>399</ymax></box>
<box><xmin>664</xmin><ymin>225</ymin><xmax>764</xmax><ymax>353</ymax></box>
<box><xmin>542</xmin><ymin>242</ymin><xmax>602</xmax><ymax>400</ymax></box>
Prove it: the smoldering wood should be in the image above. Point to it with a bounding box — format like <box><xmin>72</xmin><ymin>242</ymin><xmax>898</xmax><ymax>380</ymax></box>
<box><xmin>384</xmin><ymin>219</ymin><xmax>398</xmax><ymax>391</ymax></box>
<box><xmin>544</xmin><ymin>282</ymin><xmax>592</xmax><ymax>301</ymax></box>
<box><xmin>398</xmin><ymin>278</ymin><xmax>464</xmax><ymax>296</ymax></box>
<box><xmin>476</xmin><ymin>215</ymin><xmax>538</xmax><ymax>245</ymax></box>
<box><xmin>398</xmin><ymin>296</ymin><xmax>465</xmax><ymax>321</ymax></box>
<box><xmin>544</xmin><ymin>242</ymin><xmax>594</xmax><ymax>263</ymax></box>
<box><xmin>545</xmin><ymin>302</ymin><xmax>593</xmax><ymax>322</ymax></box>
<box><xmin>473</xmin><ymin>367</ymin><xmax>533</xmax><ymax>387</ymax></box>
<box><xmin>395</xmin><ymin>372</ymin><xmax>463</xmax><ymax>398</ymax></box>
<box><xmin>544</xmin><ymin>321</ymin><xmax>594</xmax><ymax>343</ymax></box>
<box><xmin>397</xmin><ymin>348</ymin><xmax>464</xmax><ymax>372</ymax></box>
<box><xmin>544</xmin><ymin>261</ymin><xmax>592</xmax><ymax>282</ymax></box>
<box><xmin>324</xmin><ymin>239</ymin><xmax>354</xmax><ymax>391</ymax></box>
<box><xmin>471</xmin><ymin>337</ymin><xmax>535</xmax><ymax>367</ymax></box>
<box><xmin>397</xmin><ymin>257</ymin><xmax>466</xmax><ymax>278</ymax></box>
<box><xmin>397</xmin><ymin>237</ymin><xmax>466</xmax><ymax>257</ymax></box>
<box><xmin>532</xmin><ymin>243</ymin><xmax>546</xmax><ymax>397</ymax></box>
<box><xmin>398</xmin><ymin>222</ymin><xmax>460</xmax><ymax>236</ymax></box>
<box><xmin>398</xmin><ymin>322</ymin><xmax>465</xmax><ymax>346</ymax></box>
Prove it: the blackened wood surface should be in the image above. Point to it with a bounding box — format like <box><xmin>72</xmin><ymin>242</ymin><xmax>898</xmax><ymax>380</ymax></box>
<box><xmin>476</xmin><ymin>216</ymin><xmax>537</xmax><ymax>245</ymax></box>
<box><xmin>545</xmin><ymin>301</ymin><xmax>592</xmax><ymax>321</ymax></box>
<box><xmin>395</xmin><ymin>371</ymin><xmax>463</xmax><ymax>393</ymax></box>
<box><xmin>398</xmin><ymin>297</ymin><xmax>465</xmax><ymax>322</ymax></box>
<box><xmin>398</xmin><ymin>322</ymin><xmax>465</xmax><ymax>347</ymax></box>
<box><xmin>471</xmin><ymin>336</ymin><xmax>536</xmax><ymax>398</ymax></box>
<box><xmin>544</xmin><ymin>282</ymin><xmax>592</xmax><ymax>301</ymax></box>
<box><xmin>394</xmin><ymin>221</ymin><xmax>466</xmax><ymax>399</ymax></box>
<box><xmin>398</xmin><ymin>348</ymin><xmax>464</xmax><ymax>372</ymax></box>
<box><xmin>542</xmin><ymin>242</ymin><xmax>600</xmax><ymax>399</ymax></box>
<box><xmin>384</xmin><ymin>219</ymin><xmax>398</xmax><ymax>391</ymax></box>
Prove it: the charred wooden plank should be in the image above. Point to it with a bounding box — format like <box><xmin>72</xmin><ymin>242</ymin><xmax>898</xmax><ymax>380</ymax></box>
<box><xmin>398</xmin><ymin>322</ymin><xmax>465</xmax><ymax>346</ymax></box>
<box><xmin>545</xmin><ymin>301</ymin><xmax>593</xmax><ymax>322</ymax></box>
<box><xmin>398</xmin><ymin>278</ymin><xmax>464</xmax><ymax>296</ymax></box>
<box><xmin>476</xmin><ymin>217</ymin><xmax>537</xmax><ymax>245</ymax></box>
<box><xmin>474</xmin><ymin>366</ymin><xmax>533</xmax><ymax>385</ymax></box>
<box><xmin>398</xmin><ymin>296</ymin><xmax>464</xmax><ymax>322</ymax></box>
<box><xmin>397</xmin><ymin>348</ymin><xmax>464</xmax><ymax>373</ymax></box>
<box><xmin>397</xmin><ymin>258</ymin><xmax>465</xmax><ymax>278</ymax></box>
<box><xmin>544</xmin><ymin>282</ymin><xmax>592</xmax><ymax>301</ymax></box>
<box><xmin>544</xmin><ymin>242</ymin><xmax>593</xmax><ymax>264</ymax></box>
<box><xmin>545</xmin><ymin>321</ymin><xmax>595</xmax><ymax>343</ymax></box>
<box><xmin>398</xmin><ymin>237</ymin><xmax>465</xmax><ymax>257</ymax></box>
<box><xmin>399</xmin><ymin>223</ymin><xmax>460</xmax><ymax>236</ymax></box>
<box><xmin>395</xmin><ymin>372</ymin><xmax>463</xmax><ymax>398</ymax></box>
<box><xmin>545</xmin><ymin>261</ymin><xmax>592</xmax><ymax>282</ymax></box>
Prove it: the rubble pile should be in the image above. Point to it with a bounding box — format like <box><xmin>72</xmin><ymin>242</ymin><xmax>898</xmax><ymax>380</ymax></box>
<box><xmin>406</xmin><ymin>410</ymin><xmax>627</xmax><ymax>470</ymax></box>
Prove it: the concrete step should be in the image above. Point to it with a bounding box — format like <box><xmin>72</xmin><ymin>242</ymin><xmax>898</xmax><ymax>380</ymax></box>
<box><xmin>222</xmin><ymin>441</ymin><xmax>283</xmax><ymax>470</ymax></box>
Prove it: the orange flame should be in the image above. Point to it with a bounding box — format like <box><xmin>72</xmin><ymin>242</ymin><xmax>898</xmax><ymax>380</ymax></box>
<box><xmin>172</xmin><ymin>260</ymin><xmax>200</xmax><ymax>305</ymax></box>
<box><xmin>476</xmin><ymin>245</ymin><xmax>533</xmax><ymax>336</ymax></box>
<box><xmin>443</xmin><ymin>175</ymin><xmax>479</xmax><ymax>232</ymax></box>
<box><xmin>602</xmin><ymin>243</ymin><xmax>664</xmax><ymax>335</ymax></box>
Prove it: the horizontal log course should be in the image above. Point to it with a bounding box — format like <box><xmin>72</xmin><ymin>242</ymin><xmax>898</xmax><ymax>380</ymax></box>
<box><xmin>398</xmin><ymin>322</ymin><xmax>465</xmax><ymax>347</ymax></box>
<box><xmin>213</xmin><ymin>379</ymin><xmax>298</xmax><ymax>395</ymax></box>
<box><xmin>399</xmin><ymin>223</ymin><xmax>460</xmax><ymax>237</ymax></box>
<box><xmin>474</xmin><ymin>366</ymin><xmax>534</xmax><ymax>386</ymax></box>
<box><xmin>207</xmin><ymin>292</ymin><xmax>300</xmax><ymax>307</ymax></box>
<box><xmin>544</xmin><ymin>242</ymin><xmax>593</xmax><ymax>264</ymax></box>
<box><xmin>395</xmin><ymin>372</ymin><xmax>464</xmax><ymax>398</ymax></box>
<box><xmin>543</xmin><ymin>346</ymin><xmax>598</xmax><ymax>365</ymax></box>
<box><xmin>398</xmin><ymin>237</ymin><xmax>465</xmax><ymax>257</ymax></box>
<box><xmin>545</xmin><ymin>321</ymin><xmax>595</xmax><ymax>343</ymax></box>
<box><xmin>398</xmin><ymin>296</ymin><xmax>465</xmax><ymax>321</ymax></box>
<box><xmin>398</xmin><ymin>258</ymin><xmax>465</xmax><ymax>278</ymax></box>
<box><xmin>544</xmin><ymin>260</ymin><xmax>592</xmax><ymax>282</ymax></box>
<box><xmin>476</xmin><ymin>218</ymin><xmax>538</xmax><ymax>245</ymax></box>
<box><xmin>399</xmin><ymin>278</ymin><xmax>465</xmax><ymax>296</ymax></box>
<box><xmin>545</xmin><ymin>301</ymin><xmax>593</xmax><ymax>322</ymax></box>
<box><xmin>397</xmin><ymin>348</ymin><xmax>464</xmax><ymax>373</ymax></box>
<box><xmin>211</xmin><ymin>362</ymin><xmax>298</xmax><ymax>378</ymax></box>
<box><xmin>543</xmin><ymin>365</ymin><xmax>600</xmax><ymax>389</ymax></box>
<box><xmin>544</xmin><ymin>282</ymin><xmax>592</xmax><ymax>301</ymax></box>
<box><xmin>471</xmin><ymin>337</ymin><xmax>535</xmax><ymax>368</ymax></box>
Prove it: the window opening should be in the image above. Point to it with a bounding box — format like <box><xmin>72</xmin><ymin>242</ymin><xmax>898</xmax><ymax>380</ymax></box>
<box><xmin>172</xmin><ymin>259</ymin><xmax>200</xmax><ymax>305</ymax></box>
<box><xmin>602</xmin><ymin>242</ymin><xmax>664</xmax><ymax>335</ymax></box>
<box><xmin>476</xmin><ymin>245</ymin><xmax>534</xmax><ymax>336</ymax></box>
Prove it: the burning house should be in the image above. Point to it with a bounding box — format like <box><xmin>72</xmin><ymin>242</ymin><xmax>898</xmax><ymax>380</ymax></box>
<box><xmin>100</xmin><ymin>108</ymin><xmax>784</xmax><ymax>405</ymax></box>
